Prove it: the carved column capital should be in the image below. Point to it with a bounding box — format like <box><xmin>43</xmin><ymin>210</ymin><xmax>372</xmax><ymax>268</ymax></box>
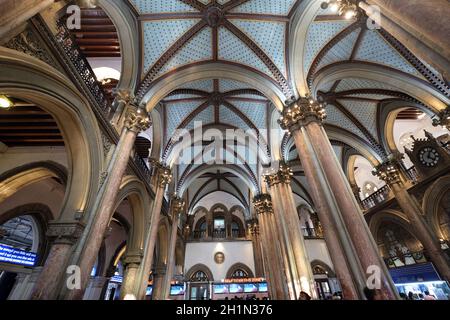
<box><xmin>171</xmin><ymin>196</ymin><xmax>185</xmax><ymax>219</ymax></box>
<box><xmin>264</xmin><ymin>161</ymin><xmax>293</xmax><ymax>186</ymax></box>
<box><xmin>278</xmin><ymin>97</ymin><xmax>327</xmax><ymax>132</ymax></box>
<box><xmin>124</xmin><ymin>104</ymin><xmax>152</xmax><ymax>133</ymax></box>
<box><xmin>373</xmin><ymin>160</ymin><xmax>403</xmax><ymax>186</ymax></box>
<box><xmin>152</xmin><ymin>161</ymin><xmax>172</xmax><ymax>188</ymax></box>
<box><xmin>123</xmin><ymin>251</ymin><xmax>143</xmax><ymax>269</ymax></box>
<box><xmin>253</xmin><ymin>193</ymin><xmax>274</xmax><ymax>215</ymax></box>
<box><xmin>46</xmin><ymin>221</ymin><xmax>85</xmax><ymax>245</ymax></box>
<box><xmin>246</xmin><ymin>219</ymin><xmax>259</xmax><ymax>236</ymax></box>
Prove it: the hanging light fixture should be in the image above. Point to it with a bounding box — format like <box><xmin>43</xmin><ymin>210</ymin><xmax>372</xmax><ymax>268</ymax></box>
<box><xmin>321</xmin><ymin>0</ymin><xmax>359</xmax><ymax>19</ymax></box>
<box><xmin>0</xmin><ymin>95</ymin><xmax>13</xmax><ymax>109</ymax></box>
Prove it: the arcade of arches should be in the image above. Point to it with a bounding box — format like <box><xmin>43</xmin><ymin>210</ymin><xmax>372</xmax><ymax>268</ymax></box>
<box><xmin>0</xmin><ymin>0</ymin><xmax>449</xmax><ymax>301</ymax></box>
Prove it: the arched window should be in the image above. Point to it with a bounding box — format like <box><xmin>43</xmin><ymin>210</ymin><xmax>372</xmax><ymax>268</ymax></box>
<box><xmin>0</xmin><ymin>215</ymin><xmax>38</xmax><ymax>252</ymax></box>
<box><xmin>231</xmin><ymin>269</ymin><xmax>248</xmax><ymax>279</ymax></box>
<box><xmin>190</xmin><ymin>270</ymin><xmax>209</xmax><ymax>282</ymax></box>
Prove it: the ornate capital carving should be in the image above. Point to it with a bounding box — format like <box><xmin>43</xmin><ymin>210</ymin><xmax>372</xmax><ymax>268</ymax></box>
<box><xmin>373</xmin><ymin>160</ymin><xmax>402</xmax><ymax>186</ymax></box>
<box><xmin>247</xmin><ymin>219</ymin><xmax>259</xmax><ymax>236</ymax></box>
<box><xmin>253</xmin><ymin>194</ymin><xmax>274</xmax><ymax>215</ymax></box>
<box><xmin>124</xmin><ymin>105</ymin><xmax>152</xmax><ymax>133</ymax></box>
<box><xmin>432</xmin><ymin>106</ymin><xmax>450</xmax><ymax>131</ymax></box>
<box><xmin>46</xmin><ymin>221</ymin><xmax>85</xmax><ymax>245</ymax></box>
<box><xmin>278</xmin><ymin>97</ymin><xmax>327</xmax><ymax>132</ymax></box>
<box><xmin>112</xmin><ymin>89</ymin><xmax>132</xmax><ymax>105</ymax></box>
<box><xmin>153</xmin><ymin>161</ymin><xmax>172</xmax><ymax>188</ymax></box>
<box><xmin>171</xmin><ymin>196</ymin><xmax>185</xmax><ymax>218</ymax></box>
<box><xmin>264</xmin><ymin>161</ymin><xmax>293</xmax><ymax>186</ymax></box>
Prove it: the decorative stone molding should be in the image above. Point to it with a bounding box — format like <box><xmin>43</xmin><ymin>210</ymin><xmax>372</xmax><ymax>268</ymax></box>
<box><xmin>253</xmin><ymin>194</ymin><xmax>274</xmax><ymax>215</ymax></box>
<box><xmin>247</xmin><ymin>219</ymin><xmax>259</xmax><ymax>236</ymax></box>
<box><xmin>278</xmin><ymin>97</ymin><xmax>327</xmax><ymax>132</ymax></box>
<box><xmin>112</xmin><ymin>89</ymin><xmax>132</xmax><ymax>106</ymax></box>
<box><xmin>124</xmin><ymin>105</ymin><xmax>152</xmax><ymax>133</ymax></box>
<box><xmin>264</xmin><ymin>161</ymin><xmax>293</xmax><ymax>186</ymax></box>
<box><xmin>46</xmin><ymin>221</ymin><xmax>85</xmax><ymax>245</ymax></box>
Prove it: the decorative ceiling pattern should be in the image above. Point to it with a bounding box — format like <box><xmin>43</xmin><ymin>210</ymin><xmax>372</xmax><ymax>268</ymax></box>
<box><xmin>132</xmin><ymin>0</ymin><xmax>300</xmax><ymax>99</ymax></box>
<box><xmin>325</xmin><ymin>104</ymin><xmax>370</xmax><ymax>143</ymax></box>
<box><xmin>337</xmin><ymin>99</ymin><xmax>379</xmax><ymax>142</ymax></box>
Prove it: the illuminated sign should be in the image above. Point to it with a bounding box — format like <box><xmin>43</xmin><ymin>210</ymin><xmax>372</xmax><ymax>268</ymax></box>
<box><xmin>223</xmin><ymin>277</ymin><xmax>266</xmax><ymax>283</ymax></box>
<box><xmin>110</xmin><ymin>275</ymin><xmax>123</xmax><ymax>283</ymax></box>
<box><xmin>0</xmin><ymin>244</ymin><xmax>37</xmax><ymax>266</ymax></box>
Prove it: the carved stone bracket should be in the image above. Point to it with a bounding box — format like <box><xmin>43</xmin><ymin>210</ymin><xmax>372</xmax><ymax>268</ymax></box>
<box><xmin>278</xmin><ymin>97</ymin><xmax>327</xmax><ymax>132</ymax></box>
<box><xmin>46</xmin><ymin>221</ymin><xmax>85</xmax><ymax>245</ymax></box>
<box><xmin>373</xmin><ymin>159</ymin><xmax>403</xmax><ymax>186</ymax></box>
<box><xmin>253</xmin><ymin>194</ymin><xmax>274</xmax><ymax>215</ymax></box>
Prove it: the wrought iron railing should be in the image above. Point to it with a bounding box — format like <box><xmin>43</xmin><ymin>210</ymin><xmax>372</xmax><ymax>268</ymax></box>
<box><xmin>193</xmin><ymin>230</ymin><xmax>206</xmax><ymax>240</ymax></box>
<box><xmin>213</xmin><ymin>230</ymin><xmax>226</xmax><ymax>239</ymax></box>
<box><xmin>53</xmin><ymin>19</ymin><xmax>111</xmax><ymax>117</ymax></box>
<box><xmin>361</xmin><ymin>185</ymin><xmax>391</xmax><ymax>211</ymax></box>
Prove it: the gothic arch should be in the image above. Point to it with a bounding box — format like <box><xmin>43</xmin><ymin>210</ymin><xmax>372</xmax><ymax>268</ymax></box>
<box><xmin>186</xmin><ymin>264</ymin><xmax>214</xmax><ymax>282</ymax></box>
<box><xmin>310</xmin><ymin>260</ymin><xmax>336</xmax><ymax>278</ymax></box>
<box><xmin>0</xmin><ymin>203</ymin><xmax>52</xmax><ymax>266</ymax></box>
<box><xmin>422</xmin><ymin>175</ymin><xmax>450</xmax><ymax>239</ymax></box>
<box><xmin>115</xmin><ymin>176</ymin><xmax>151</xmax><ymax>254</ymax></box>
<box><xmin>140</xmin><ymin>62</ymin><xmax>287</xmax><ymax>112</ymax></box>
<box><xmin>312</xmin><ymin>62</ymin><xmax>449</xmax><ymax>112</ymax></box>
<box><xmin>0</xmin><ymin>47</ymin><xmax>104</xmax><ymax>221</ymax></box>
<box><xmin>226</xmin><ymin>263</ymin><xmax>254</xmax><ymax>279</ymax></box>
<box><xmin>96</xmin><ymin>0</ymin><xmax>140</xmax><ymax>92</ymax></box>
<box><xmin>0</xmin><ymin>161</ymin><xmax>67</xmax><ymax>203</ymax></box>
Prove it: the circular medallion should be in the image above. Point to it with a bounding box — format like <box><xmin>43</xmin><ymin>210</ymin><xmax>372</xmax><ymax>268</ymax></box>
<box><xmin>204</xmin><ymin>6</ymin><xmax>224</xmax><ymax>27</ymax></box>
<box><xmin>214</xmin><ymin>252</ymin><xmax>225</xmax><ymax>264</ymax></box>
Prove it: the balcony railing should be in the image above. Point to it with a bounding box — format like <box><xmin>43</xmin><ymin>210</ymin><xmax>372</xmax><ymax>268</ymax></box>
<box><xmin>361</xmin><ymin>185</ymin><xmax>390</xmax><ymax>211</ymax></box>
<box><xmin>383</xmin><ymin>250</ymin><xmax>427</xmax><ymax>269</ymax></box>
<box><xmin>193</xmin><ymin>230</ymin><xmax>206</xmax><ymax>240</ymax></box>
<box><xmin>213</xmin><ymin>230</ymin><xmax>226</xmax><ymax>239</ymax></box>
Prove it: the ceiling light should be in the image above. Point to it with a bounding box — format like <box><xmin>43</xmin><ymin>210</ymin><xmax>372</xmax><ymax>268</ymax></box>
<box><xmin>330</xmin><ymin>2</ymin><xmax>339</xmax><ymax>12</ymax></box>
<box><xmin>0</xmin><ymin>95</ymin><xmax>12</xmax><ymax>109</ymax></box>
<box><xmin>344</xmin><ymin>8</ymin><xmax>357</xmax><ymax>19</ymax></box>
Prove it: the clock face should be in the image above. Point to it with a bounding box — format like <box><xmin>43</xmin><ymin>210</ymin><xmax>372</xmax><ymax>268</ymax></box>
<box><xmin>418</xmin><ymin>147</ymin><xmax>440</xmax><ymax>167</ymax></box>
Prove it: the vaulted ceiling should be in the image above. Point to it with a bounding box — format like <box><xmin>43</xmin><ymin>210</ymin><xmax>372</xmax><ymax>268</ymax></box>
<box><xmin>69</xmin><ymin>0</ymin><xmax>449</xmax><ymax>208</ymax></box>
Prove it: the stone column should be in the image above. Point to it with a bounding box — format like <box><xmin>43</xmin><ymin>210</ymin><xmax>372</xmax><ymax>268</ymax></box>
<box><xmin>279</xmin><ymin>97</ymin><xmax>398</xmax><ymax>300</ymax></box>
<box><xmin>135</xmin><ymin>163</ymin><xmax>172</xmax><ymax>300</ymax></box>
<box><xmin>360</xmin><ymin>0</ymin><xmax>450</xmax><ymax>79</ymax></box>
<box><xmin>253</xmin><ymin>194</ymin><xmax>289</xmax><ymax>300</ymax></box>
<box><xmin>119</xmin><ymin>251</ymin><xmax>143</xmax><ymax>300</ymax></box>
<box><xmin>30</xmin><ymin>222</ymin><xmax>84</xmax><ymax>300</ymax></box>
<box><xmin>162</xmin><ymin>197</ymin><xmax>185</xmax><ymax>300</ymax></box>
<box><xmin>83</xmin><ymin>276</ymin><xmax>110</xmax><ymax>300</ymax></box>
<box><xmin>151</xmin><ymin>266</ymin><xmax>166</xmax><ymax>300</ymax></box>
<box><xmin>248</xmin><ymin>220</ymin><xmax>264</xmax><ymax>277</ymax></box>
<box><xmin>59</xmin><ymin>104</ymin><xmax>151</xmax><ymax>300</ymax></box>
<box><xmin>265</xmin><ymin>163</ymin><xmax>316</xmax><ymax>299</ymax></box>
<box><xmin>374</xmin><ymin>159</ymin><xmax>450</xmax><ymax>282</ymax></box>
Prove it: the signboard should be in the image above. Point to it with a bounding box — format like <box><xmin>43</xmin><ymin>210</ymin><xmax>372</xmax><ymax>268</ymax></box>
<box><xmin>110</xmin><ymin>275</ymin><xmax>123</xmax><ymax>283</ymax></box>
<box><xmin>0</xmin><ymin>244</ymin><xmax>37</xmax><ymax>267</ymax></box>
<box><xmin>389</xmin><ymin>262</ymin><xmax>441</xmax><ymax>284</ymax></box>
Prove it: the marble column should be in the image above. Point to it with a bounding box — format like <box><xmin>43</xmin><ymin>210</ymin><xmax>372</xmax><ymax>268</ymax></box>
<box><xmin>30</xmin><ymin>222</ymin><xmax>84</xmax><ymax>300</ymax></box>
<box><xmin>360</xmin><ymin>0</ymin><xmax>450</xmax><ymax>79</ymax></box>
<box><xmin>248</xmin><ymin>220</ymin><xmax>264</xmax><ymax>277</ymax></box>
<box><xmin>374</xmin><ymin>159</ymin><xmax>450</xmax><ymax>282</ymax></box>
<box><xmin>266</xmin><ymin>164</ymin><xmax>316</xmax><ymax>299</ymax></box>
<box><xmin>162</xmin><ymin>197</ymin><xmax>185</xmax><ymax>300</ymax></box>
<box><xmin>59</xmin><ymin>104</ymin><xmax>151</xmax><ymax>300</ymax></box>
<box><xmin>279</xmin><ymin>97</ymin><xmax>398</xmax><ymax>300</ymax></box>
<box><xmin>253</xmin><ymin>194</ymin><xmax>289</xmax><ymax>300</ymax></box>
<box><xmin>119</xmin><ymin>251</ymin><xmax>143</xmax><ymax>300</ymax></box>
<box><xmin>136</xmin><ymin>163</ymin><xmax>172</xmax><ymax>300</ymax></box>
<box><xmin>151</xmin><ymin>266</ymin><xmax>166</xmax><ymax>300</ymax></box>
<box><xmin>83</xmin><ymin>276</ymin><xmax>110</xmax><ymax>300</ymax></box>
